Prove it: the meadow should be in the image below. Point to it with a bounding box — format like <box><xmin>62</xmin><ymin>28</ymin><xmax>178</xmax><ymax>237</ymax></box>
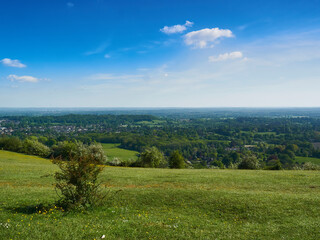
<box><xmin>102</xmin><ymin>143</ymin><xmax>139</xmax><ymax>162</ymax></box>
<box><xmin>1</xmin><ymin>150</ymin><xmax>320</xmax><ymax>239</ymax></box>
<box><xmin>295</xmin><ymin>156</ymin><xmax>320</xmax><ymax>165</ymax></box>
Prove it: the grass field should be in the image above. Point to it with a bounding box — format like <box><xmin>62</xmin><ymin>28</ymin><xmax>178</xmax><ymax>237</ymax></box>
<box><xmin>1</xmin><ymin>150</ymin><xmax>320</xmax><ymax>239</ymax></box>
<box><xmin>241</xmin><ymin>131</ymin><xmax>277</xmax><ymax>135</ymax></box>
<box><xmin>101</xmin><ymin>143</ymin><xmax>139</xmax><ymax>161</ymax></box>
<box><xmin>137</xmin><ymin>120</ymin><xmax>167</xmax><ymax>127</ymax></box>
<box><xmin>295</xmin><ymin>156</ymin><xmax>320</xmax><ymax>165</ymax></box>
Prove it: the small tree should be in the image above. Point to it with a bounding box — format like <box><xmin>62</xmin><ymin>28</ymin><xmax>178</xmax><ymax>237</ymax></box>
<box><xmin>53</xmin><ymin>142</ymin><xmax>106</xmax><ymax>210</ymax></box>
<box><xmin>169</xmin><ymin>150</ymin><xmax>185</xmax><ymax>169</ymax></box>
<box><xmin>238</xmin><ymin>154</ymin><xmax>260</xmax><ymax>169</ymax></box>
<box><xmin>266</xmin><ymin>159</ymin><xmax>282</xmax><ymax>170</ymax></box>
<box><xmin>51</xmin><ymin>141</ymin><xmax>80</xmax><ymax>160</ymax></box>
<box><xmin>22</xmin><ymin>138</ymin><xmax>51</xmax><ymax>158</ymax></box>
<box><xmin>140</xmin><ymin>147</ymin><xmax>166</xmax><ymax>168</ymax></box>
<box><xmin>0</xmin><ymin>136</ymin><xmax>22</xmax><ymax>152</ymax></box>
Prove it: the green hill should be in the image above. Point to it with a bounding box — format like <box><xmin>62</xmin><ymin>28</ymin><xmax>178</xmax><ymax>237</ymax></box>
<box><xmin>1</xmin><ymin>150</ymin><xmax>320</xmax><ymax>239</ymax></box>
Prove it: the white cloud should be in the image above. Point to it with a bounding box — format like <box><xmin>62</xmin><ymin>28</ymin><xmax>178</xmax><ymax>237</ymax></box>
<box><xmin>1</xmin><ymin>58</ymin><xmax>26</xmax><ymax>68</ymax></box>
<box><xmin>160</xmin><ymin>20</ymin><xmax>194</xmax><ymax>34</ymax></box>
<box><xmin>8</xmin><ymin>74</ymin><xmax>39</xmax><ymax>83</ymax></box>
<box><xmin>104</xmin><ymin>54</ymin><xmax>111</xmax><ymax>58</ymax></box>
<box><xmin>209</xmin><ymin>51</ymin><xmax>243</xmax><ymax>62</ymax></box>
<box><xmin>67</xmin><ymin>2</ymin><xmax>74</xmax><ymax>7</ymax></box>
<box><xmin>184</xmin><ymin>28</ymin><xmax>233</xmax><ymax>48</ymax></box>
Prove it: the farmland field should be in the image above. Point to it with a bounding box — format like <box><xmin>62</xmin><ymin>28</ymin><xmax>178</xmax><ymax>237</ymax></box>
<box><xmin>1</xmin><ymin>150</ymin><xmax>320</xmax><ymax>239</ymax></box>
<box><xmin>102</xmin><ymin>143</ymin><xmax>139</xmax><ymax>162</ymax></box>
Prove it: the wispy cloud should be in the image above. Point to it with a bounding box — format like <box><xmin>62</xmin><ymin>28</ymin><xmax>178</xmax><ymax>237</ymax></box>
<box><xmin>209</xmin><ymin>51</ymin><xmax>243</xmax><ymax>62</ymax></box>
<box><xmin>84</xmin><ymin>43</ymin><xmax>109</xmax><ymax>55</ymax></box>
<box><xmin>238</xmin><ymin>24</ymin><xmax>249</xmax><ymax>31</ymax></box>
<box><xmin>160</xmin><ymin>21</ymin><xmax>194</xmax><ymax>34</ymax></box>
<box><xmin>88</xmin><ymin>73</ymin><xmax>144</xmax><ymax>82</ymax></box>
<box><xmin>1</xmin><ymin>58</ymin><xmax>26</xmax><ymax>68</ymax></box>
<box><xmin>184</xmin><ymin>28</ymin><xmax>233</xmax><ymax>48</ymax></box>
<box><xmin>8</xmin><ymin>74</ymin><xmax>39</xmax><ymax>83</ymax></box>
<box><xmin>67</xmin><ymin>2</ymin><xmax>74</xmax><ymax>7</ymax></box>
<box><xmin>104</xmin><ymin>54</ymin><xmax>111</xmax><ymax>59</ymax></box>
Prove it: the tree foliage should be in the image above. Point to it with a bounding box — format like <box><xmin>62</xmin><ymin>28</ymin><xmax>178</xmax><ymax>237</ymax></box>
<box><xmin>22</xmin><ymin>138</ymin><xmax>51</xmax><ymax>158</ymax></box>
<box><xmin>140</xmin><ymin>147</ymin><xmax>166</xmax><ymax>168</ymax></box>
<box><xmin>238</xmin><ymin>154</ymin><xmax>260</xmax><ymax>170</ymax></box>
<box><xmin>52</xmin><ymin>141</ymin><xmax>107</xmax><ymax>164</ymax></box>
<box><xmin>169</xmin><ymin>150</ymin><xmax>185</xmax><ymax>169</ymax></box>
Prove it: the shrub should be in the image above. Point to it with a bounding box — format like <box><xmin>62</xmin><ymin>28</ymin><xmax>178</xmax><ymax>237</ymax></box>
<box><xmin>292</xmin><ymin>165</ymin><xmax>303</xmax><ymax>170</ymax></box>
<box><xmin>51</xmin><ymin>141</ymin><xmax>80</xmax><ymax>159</ymax></box>
<box><xmin>302</xmin><ymin>162</ymin><xmax>320</xmax><ymax>170</ymax></box>
<box><xmin>22</xmin><ymin>138</ymin><xmax>51</xmax><ymax>158</ymax></box>
<box><xmin>140</xmin><ymin>147</ymin><xmax>166</xmax><ymax>168</ymax></box>
<box><xmin>106</xmin><ymin>157</ymin><xmax>123</xmax><ymax>166</ymax></box>
<box><xmin>238</xmin><ymin>155</ymin><xmax>260</xmax><ymax>170</ymax></box>
<box><xmin>265</xmin><ymin>159</ymin><xmax>282</xmax><ymax>170</ymax></box>
<box><xmin>53</xmin><ymin>143</ymin><xmax>107</xmax><ymax>210</ymax></box>
<box><xmin>106</xmin><ymin>157</ymin><xmax>137</xmax><ymax>167</ymax></box>
<box><xmin>52</xmin><ymin>141</ymin><xmax>107</xmax><ymax>164</ymax></box>
<box><xmin>211</xmin><ymin>160</ymin><xmax>225</xmax><ymax>169</ymax></box>
<box><xmin>107</xmin><ymin>157</ymin><xmax>127</xmax><ymax>166</ymax></box>
<box><xmin>86</xmin><ymin>142</ymin><xmax>107</xmax><ymax>164</ymax></box>
<box><xmin>0</xmin><ymin>136</ymin><xmax>22</xmax><ymax>152</ymax></box>
<box><xmin>228</xmin><ymin>162</ymin><xmax>240</xmax><ymax>169</ymax></box>
<box><xmin>169</xmin><ymin>150</ymin><xmax>185</xmax><ymax>169</ymax></box>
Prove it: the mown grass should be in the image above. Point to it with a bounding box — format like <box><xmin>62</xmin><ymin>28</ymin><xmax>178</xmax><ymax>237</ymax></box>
<box><xmin>101</xmin><ymin>143</ymin><xmax>139</xmax><ymax>162</ymax></box>
<box><xmin>1</xmin><ymin>150</ymin><xmax>320</xmax><ymax>239</ymax></box>
<box><xmin>295</xmin><ymin>156</ymin><xmax>320</xmax><ymax>165</ymax></box>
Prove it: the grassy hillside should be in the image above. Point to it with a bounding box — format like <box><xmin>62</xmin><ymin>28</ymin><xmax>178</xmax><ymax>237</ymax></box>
<box><xmin>295</xmin><ymin>156</ymin><xmax>320</xmax><ymax>165</ymax></box>
<box><xmin>102</xmin><ymin>143</ymin><xmax>139</xmax><ymax>161</ymax></box>
<box><xmin>1</xmin><ymin>150</ymin><xmax>320</xmax><ymax>239</ymax></box>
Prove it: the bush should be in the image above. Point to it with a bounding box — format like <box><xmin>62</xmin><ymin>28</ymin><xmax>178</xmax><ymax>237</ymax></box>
<box><xmin>53</xmin><ymin>143</ymin><xmax>107</xmax><ymax>210</ymax></box>
<box><xmin>238</xmin><ymin>155</ymin><xmax>260</xmax><ymax>170</ymax></box>
<box><xmin>106</xmin><ymin>157</ymin><xmax>123</xmax><ymax>166</ymax></box>
<box><xmin>51</xmin><ymin>141</ymin><xmax>80</xmax><ymax>159</ymax></box>
<box><xmin>140</xmin><ymin>147</ymin><xmax>166</xmax><ymax>168</ymax></box>
<box><xmin>86</xmin><ymin>142</ymin><xmax>107</xmax><ymax>164</ymax></box>
<box><xmin>106</xmin><ymin>157</ymin><xmax>136</xmax><ymax>167</ymax></box>
<box><xmin>169</xmin><ymin>150</ymin><xmax>185</xmax><ymax>169</ymax></box>
<box><xmin>211</xmin><ymin>160</ymin><xmax>225</xmax><ymax>169</ymax></box>
<box><xmin>22</xmin><ymin>138</ymin><xmax>51</xmax><ymax>158</ymax></box>
<box><xmin>292</xmin><ymin>165</ymin><xmax>303</xmax><ymax>170</ymax></box>
<box><xmin>302</xmin><ymin>162</ymin><xmax>320</xmax><ymax>170</ymax></box>
<box><xmin>228</xmin><ymin>162</ymin><xmax>240</xmax><ymax>169</ymax></box>
<box><xmin>0</xmin><ymin>137</ymin><xmax>22</xmax><ymax>152</ymax></box>
<box><xmin>265</xmin><ymin>159</ymin><xmax>282</xmax><ymax>170</ymax></box>
<box><xmin>52</xmin><ymin>141</ymin><xmax>107</xmax><ymax>164</ymax></box>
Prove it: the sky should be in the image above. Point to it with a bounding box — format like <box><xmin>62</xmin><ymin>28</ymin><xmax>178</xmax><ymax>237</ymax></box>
<box><xmin>1</xmin><ymin>0</ymin><xmax>320</xmax><ymax>107</ymax></box>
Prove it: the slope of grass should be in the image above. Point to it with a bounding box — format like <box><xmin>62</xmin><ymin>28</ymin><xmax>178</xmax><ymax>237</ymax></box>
<box><xmin>101</xmin><ymin>143</ymin><xmax>138</xmax><ymax>161</ymax></box>
<box><xmin>1</xmin><ymin>150</ymin><xmax>320</xmax><ymax>239</ymax></box>
<box><xmin>295</xmin><ymin>156</ymin><xmax>320</xmax><ymax>165</ymax></box>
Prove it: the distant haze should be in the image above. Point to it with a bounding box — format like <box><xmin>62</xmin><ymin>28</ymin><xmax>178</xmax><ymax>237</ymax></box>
<box><xmin>1</xmin><ymin>107</ymin><xmax>320</xmax><ymax>118</ymax></box>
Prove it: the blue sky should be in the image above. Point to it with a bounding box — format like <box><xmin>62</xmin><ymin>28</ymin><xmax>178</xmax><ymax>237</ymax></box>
<box><xmin>1</xmin><ymin>0</ymin><xmax>320</xmax><ymax>107</ymax></box>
